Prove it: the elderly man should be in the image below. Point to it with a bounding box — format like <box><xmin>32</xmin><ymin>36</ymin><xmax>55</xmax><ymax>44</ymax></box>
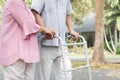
<box><xmin>31</xmin><ymin>0</ymin><xmax>78</xmax><ymax>80</ymax></box>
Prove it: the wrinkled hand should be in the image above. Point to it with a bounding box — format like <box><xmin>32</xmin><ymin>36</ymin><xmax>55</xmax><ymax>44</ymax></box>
<box><xmin>70</xmin><ymin>30</ymin><xmax>79</xmax><ymax>40</ymax></box>
<box><xmin>42</xmin><ymin>27</ymin><xmax>55</xmax><ymax>39</ymax></box>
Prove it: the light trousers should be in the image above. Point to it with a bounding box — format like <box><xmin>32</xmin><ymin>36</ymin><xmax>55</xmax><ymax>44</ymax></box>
<box><xmin>3</xmin><ymin>59</ymin><xmax>33</xmax><ymax>80</ymax></box>
<box><xmin>34</xmin><ymin>45</ymin><xmax>72</xmax><ymax>80</ymax></box>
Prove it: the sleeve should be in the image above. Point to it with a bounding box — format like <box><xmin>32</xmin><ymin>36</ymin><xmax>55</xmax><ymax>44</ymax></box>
<box><xmin>9</xmin><ymin>0</ymin><xmax>40</xmax><ymax>39</ymax></box>
<box><xmin>66</xmin><ymin>0</ymin><xmax>74</xmax><ymax>15</ymax></box>
<box><xmin>31</xmin><ymin>0</ymin><xmax>45</xmax><ymax>14</ymax></box>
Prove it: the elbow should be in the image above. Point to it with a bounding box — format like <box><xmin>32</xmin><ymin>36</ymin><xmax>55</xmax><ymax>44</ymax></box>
<box><xmin>31</xmin><ymin>9</ymin><xmax>39</xmax><ymax>23</ymax></box>
<box><xmin>31</xmin><ymin>9</ymin><xmax>39</xmax><ymax>17</ymax></box>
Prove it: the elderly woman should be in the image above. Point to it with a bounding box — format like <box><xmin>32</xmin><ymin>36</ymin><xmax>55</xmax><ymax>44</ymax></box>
<box><xmin>0</xmin><ymin>0</ymin><xmax>55</xmax><ymax>80</ymax></box>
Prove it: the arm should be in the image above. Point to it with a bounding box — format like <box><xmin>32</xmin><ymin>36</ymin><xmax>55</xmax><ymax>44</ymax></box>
<box><xmin>66</xmin><ymin>15</ymin><xmax>78</xmax><ymax>39</ymax></box>
<box><xmin>66</xmin><ymin>0</ymin><xmax>78</xmax><ymax>39</ymax></box>
<box><xmin>31</xmin><ymin>0</ymin><xmax>55</xmax><ymax>39</ymax></box>
<box><xmin>66</xmin><ymin>15</ymin><xmax>73</xmax><ymax>33</ymax></box>
<box><xmin>31</xmin><ymin>0</ymin><xmax>46</xmax><ymax>32</ymax></box>
<box><xmin>10</xmin><ymin>0</ymin><xmax>54</xmax><ymax>39</ymax></box>
<box><xmin>10</xmin><ymin>0</ymin><xmax>40</xmax><ymax>39</ymax></box>
<box><xmin>31</xmin><ymin>9</ymin><xmax>55</xmax><ymax>39</ymax></box>
<box><xmin>31</xmin><ymin>9</ymin><xmax>46</xmax><ymax>28</ymax></box>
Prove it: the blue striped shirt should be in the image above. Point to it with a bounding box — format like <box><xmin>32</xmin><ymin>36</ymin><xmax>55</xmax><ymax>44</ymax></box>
<box><xmin>31</xmin><ymin>0</ymin><xmax>73</xmax><ymax>46</ymax></box>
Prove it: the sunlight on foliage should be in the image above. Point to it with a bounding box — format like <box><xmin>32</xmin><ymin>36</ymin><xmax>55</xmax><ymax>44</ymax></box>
<box><xmin>71</xmin><ymin>0</ymin><xmax>94</xmax><ymax>26</ymax></box>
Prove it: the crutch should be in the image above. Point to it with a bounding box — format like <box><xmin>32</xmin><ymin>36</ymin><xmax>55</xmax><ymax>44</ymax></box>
<box><xmin>55</xmin><ymin>35</ymin><xmax>92</xmax><ymax>80</ymax></box>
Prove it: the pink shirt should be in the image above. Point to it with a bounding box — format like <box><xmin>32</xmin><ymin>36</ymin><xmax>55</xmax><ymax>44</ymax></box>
<box><xmin>0</xmin><ymin>0</ymin><xmax>40</xmax><ymax>66</ymax></box>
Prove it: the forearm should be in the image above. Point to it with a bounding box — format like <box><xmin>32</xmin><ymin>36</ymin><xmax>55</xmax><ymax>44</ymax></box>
<box><xmin>31</xmin><ymin>9</ymin><xmax>46</xmax><ymax>27</ymax></box>
<box><xmin>66</xmin><ymin>15</ymin><xmax>74</xmax><ymax>32</ymax></box>
<box><xmin>66</xmin><ymin>15</ymin><xmax>78</xmax><ymax>39</ymax></box>
<box><xmin>31</xmin><ymin>9</ymin><xmax>55</xmax><ymax>39</ymax></box>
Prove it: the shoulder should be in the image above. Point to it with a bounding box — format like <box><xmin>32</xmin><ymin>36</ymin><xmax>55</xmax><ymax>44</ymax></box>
<box><xmin>7</xmin><ymin>0</ymin><xmax>22</xmax><ymax>4</ymax></box>
<box><xmin>32</xmin><ymin>0</ymin><xmax>45</xmax><ymax>4</ymax></box>
<box><xmin>7</xmin><ymin>0</ymin><xmax>25</xmax><ymax>10</ymax></box>
<box><xmin>32</xmin><ymin>0</ymin><xmax>45</xmax><ymax>5</ymax></box>
<box><xmin>9</xmin><ymin>0</ymin><xmax>24</xmax><ymax>7</ymax></box>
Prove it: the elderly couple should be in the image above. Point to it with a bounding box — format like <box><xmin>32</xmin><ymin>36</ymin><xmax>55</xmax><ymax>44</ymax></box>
<box><xmin>0</xmin><ymin>0</ymin><xmax>78</xmax><ymax>80</ymax></box>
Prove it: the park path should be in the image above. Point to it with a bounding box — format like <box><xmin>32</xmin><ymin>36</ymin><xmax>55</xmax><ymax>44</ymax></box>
<box><xmin>0</xmin><ymin>58</ymin><xmax>120</xmax><ymax>80</ymax></box>
<box><xmin>0</xmin><ymin>68</ymin><xmax>120</xmax><ymax>80</ymax></box>
<box><xmin>72</xmin><ymin>68</ymin><xmax>120</xmax><ymax>80</ymax></box>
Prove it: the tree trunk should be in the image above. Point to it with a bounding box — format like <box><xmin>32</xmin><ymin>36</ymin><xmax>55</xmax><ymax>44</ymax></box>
<box><xmin>91</xmin><ymin>0</ymin><xmax>106</xmax><ymax>64</ymax></box>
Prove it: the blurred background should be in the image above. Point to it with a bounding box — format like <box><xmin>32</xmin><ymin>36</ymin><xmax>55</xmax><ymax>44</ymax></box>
<box><xmin>0</xmin><ymin>0</ymin><xmax>120</xmax><ymax>80</ymax></box>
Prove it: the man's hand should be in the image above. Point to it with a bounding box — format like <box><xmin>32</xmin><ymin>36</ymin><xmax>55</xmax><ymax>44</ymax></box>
<box><xmin>44</xmin><ymin>28</ymin><xmax>55</xmax><ymax>39</ymax></box>
<box><xmin>70</xmin><ymin>30</ymin><xmax>79</xmax><ymax>40</ymax></box>
<box><xmin>40</xmin><ymin>27</ymin><xmax>55</xmax><ymax>39</ymax></box>
<box><xmin>31</xmin><ymin>10</ymin><xmax>55</xmax><ymax>39</ymax></box>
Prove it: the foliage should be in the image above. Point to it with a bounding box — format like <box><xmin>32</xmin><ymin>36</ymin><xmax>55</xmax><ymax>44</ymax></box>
<box><xmin>0</xmin><ymin>0</ymin><xmax>5</xmax><ymax>7</ymax></box>
<box><xmin>104</xmin><ymin>0</ymin><xmax>120</xmax><ymax>26</ymax></box>
<box><xmin>25</xmin><ymin>0</ymin><xmax>32</xmax><ymax>8</ymax></box>
<box><xmin>71</xmin><ymin>0</ymin><xmax>94</xmax><ymax>26</ymax></box>
<box><xmin>104</xmin><ymin>41</ymin><xmax>111</xmax><ymax>51</ymax></box>
<box><xmin>116</xmin><ymin>42</ymin><xmax>120</xmax><ymax>55</ymax></box>
<box><xmin>104</xmin><ymin>0</ymin><xmax>120</xmax><ymax>54</ymax></box>
<box><xmin>0</xmin><ymin>0</ymin><xmax>5</xmax><ymax>26</ymax></box>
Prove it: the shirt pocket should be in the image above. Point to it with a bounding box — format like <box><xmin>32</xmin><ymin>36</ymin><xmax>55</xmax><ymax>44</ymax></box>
<box><xmin>44</xmin><ymin>0</ymin><xmax>55</xmax><ymax>15</ymax></box>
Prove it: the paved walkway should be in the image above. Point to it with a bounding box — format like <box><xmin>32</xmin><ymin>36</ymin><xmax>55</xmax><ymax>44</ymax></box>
<box><xmin>0</xmin><ymin>68</ymin><xmax>120</xmax><ymax>80</ymax></box>
<box><xmin>0</xmin><ymin>58</ymin><xmax>120</xmax><ymax>80</ymax></box>
<box><xmin>72</xmin><ymin>68</ymin><xmax>120</xmax><ymax>80</ymax></box>
<box><xmin>71</xmin><ymin>57</ymin><xmax>120</xmax><ymax>63</ymax></box>
<box><xmin>0</xmin><ymin>70</ymin><xmax>3</xmax><ymax>80</ymax></box>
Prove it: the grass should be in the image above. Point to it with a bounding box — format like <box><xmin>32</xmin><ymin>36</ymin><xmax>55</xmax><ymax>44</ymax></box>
<box><xmin>91</xmin><ymin>63</ymin><xmax>120</xmax><ymax>69</ymax></box>
<box><xmin>70</xmin><ymin>52</ymin><xmax>120</xmax><ymax>69</ymax></box>
<box><xmin>72</xmin><ymin>61</ymin><xmax>120</xmax><ymax>69</ymax></box>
